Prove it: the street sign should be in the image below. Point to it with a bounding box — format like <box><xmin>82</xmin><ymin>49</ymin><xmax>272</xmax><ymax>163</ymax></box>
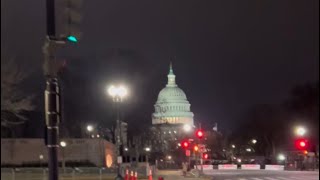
<box><xmin>186</xmin><ymin>150</ymin><xmax>191</xmax><ymax>157</ymax></box>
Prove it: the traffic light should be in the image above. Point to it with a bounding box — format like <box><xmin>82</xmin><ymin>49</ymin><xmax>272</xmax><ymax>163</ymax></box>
<box><xmin>65</xmin><ymin>0</ymin><xmax>82</xmax><ymax>43</ymax></box>
<box><xmin>196</xmin><ymin>129</ymin><xmax>204</xmax><ymax>139</ymax></box>
<box><xmin>194</xmin><ymin>145</ymin><xmax>199</xmax><ymax>152</ymax></box>
<box><xmin>203</xmin><ymin>153</ymin><xmax>208</xmax><ymax>159</ymax></box>
<box><xmin>182</xmin><ymin>141</ymin><xmax>189</xmax><ymax>149</ymax></box>
<box><xmin>295</xmin><ymin>139</ymin><xmax>308</xmax><ymax>150</ymax></box>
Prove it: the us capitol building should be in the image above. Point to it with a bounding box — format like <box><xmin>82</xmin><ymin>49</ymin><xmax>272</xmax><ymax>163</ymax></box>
<box><xmin>147</xmin><ymin>63</ymin><xmax>195</xmax><ymax>154</ymax></box>
<box><xmin>152</xmin><ymin>64</ymin><xmax>194</xmax><ymax>126</ymax></box>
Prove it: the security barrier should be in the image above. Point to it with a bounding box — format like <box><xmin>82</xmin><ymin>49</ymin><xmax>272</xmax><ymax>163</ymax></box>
<box><xmin>218</xmin><ymin>164</ymin><xmax>237</xmax><ymax>170</ymax></box>
<box><xmin>241</xmin><ymin>164</ymin><xmax>260</xmax><ymax>170</ymax></box>
<box><xmin>265</xmin><ymin>165</ymin><xmax>284</xmax><ymax>170</ymax></box>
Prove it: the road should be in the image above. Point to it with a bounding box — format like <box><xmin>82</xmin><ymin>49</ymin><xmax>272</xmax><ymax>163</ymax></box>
<box><xmin>157</xmin><ymin>170</ymin><xmax>319</xmax><ymax>180</ymax></box>
<box><xmin>205</xmin><ymin>170</ymin><xmax>319</xmax><ymax>180</ymax></box>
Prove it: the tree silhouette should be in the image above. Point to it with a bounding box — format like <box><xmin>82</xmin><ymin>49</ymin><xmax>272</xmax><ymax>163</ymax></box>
<box><xmin>1</xmin><ymin>51</ymin><xmax>35</xmax><ymax>136</ymax></box>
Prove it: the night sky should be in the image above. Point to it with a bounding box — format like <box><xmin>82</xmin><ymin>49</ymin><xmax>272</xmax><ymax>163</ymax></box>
<box><xmin>1</xmin><ymin>0</ymin><xmax>319</xmax><ymax>136</ymax></box>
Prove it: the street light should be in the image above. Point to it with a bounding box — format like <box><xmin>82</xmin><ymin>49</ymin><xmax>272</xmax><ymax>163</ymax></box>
<box><xmin>167</xmin><ymin>155</ymin><xmax>172</xmax><ymax>160</ymax></box>
<box><xmin>107</xmin><ymin>84</ymin><xmax>128</xmax><ymax>180</ymax></box>
<box><xmin>108</xmin><ymin>85</ymin><xmax>128</xmax><ymax>100</ymax></box>
<box><xmin>39</xmin><ymin>154</ymin><xmax>44</xmax><ymax>169</ymax></box>
<box><xmin>86</xmin><ymin>125</ymin><xmax>94</xmax><ymax>138</ymax></box>
<box><xmin>278</xmin><ymin>154</ymin><xmax>286</xmax><ymax>161</ymax></box>
<box><xmin>87</xmin><ymin>125</ymin><xmax>94</xmax><ymax>132</ymax></box>
<box><xmin>60</xmin><ymin>141</ymin><xmax>67</xmax><ymax>174</ymax></box>
<box><xmin>246</xmin><ymin>148</ymin><xmax>252</xmax><ymax>152</ymax></box>
<box><xmin>145</xmin><ymin>147</ymin><xmax>151</xmax><ymax>164</ymax></box>
<box><xmin>183</xmin><ymin>124</ymin><xmax>192</xmax><ymax>132</ymax></box>
<box><xmin>231</xmin><ymin>144</ymin><xmax>236</xmax><ymax>149</ymax></box>
<box><xmin>295</xmin><ymin>126</ymin><xmax>306</xmax><ymax>136</ymax></box>
<box><xmin>251</xmin><ymin>139</ymin><xmax>257</xmax><ymax>144</ymax></box>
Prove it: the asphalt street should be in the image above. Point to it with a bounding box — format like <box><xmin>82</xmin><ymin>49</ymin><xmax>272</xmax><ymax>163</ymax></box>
<box><xmin>205</xmin><ymin>170</ymin><xmax>319</xmax><ymax>180</ymax></box>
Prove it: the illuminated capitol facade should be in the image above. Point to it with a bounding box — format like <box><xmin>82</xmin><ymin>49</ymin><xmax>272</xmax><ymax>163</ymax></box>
<box><xmin>146</xmin><ymin>63</ymin><xmax>195</xmax><ymax>154</ymax></box>
<box><xmin>152</xmin><ymin>63</ymin><xmax>194</xmax><ymax>126</ymax></box>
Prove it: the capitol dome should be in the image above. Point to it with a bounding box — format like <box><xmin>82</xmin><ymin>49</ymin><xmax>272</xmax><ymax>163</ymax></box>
<box><xmin>157</xmin><ymin>86</ymin><xmax>187</xmax><ymax>102</ymax></box>
<box><xmin>152</xmin><ymin>63</ymin><xmax>194</xmax><ymax>126</ymax></box>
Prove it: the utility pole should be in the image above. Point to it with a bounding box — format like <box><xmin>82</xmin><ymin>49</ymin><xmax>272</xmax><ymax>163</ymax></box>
<box><xmin>44</xmin><ymin>0</ymin><xmax>82</xmax><ymax>179</ymax></box>
<box><xmin>43</xmin><ymin>1</ymin><xmax>61</xmax><ymax>180</ymax></box>
<box><xmin>199</xmin><ymin>123</ymin><xmax>203</xmax><ymax>174</ymax></box>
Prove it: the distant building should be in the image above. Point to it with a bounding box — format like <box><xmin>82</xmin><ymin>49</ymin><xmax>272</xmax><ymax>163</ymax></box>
<box><xmin>152</xmin><ymin>63</ymin><xmax>194</xmax><ymax>126</ymax></box>
<box><xmin>150</xmin><ymin>63</ymin><xmax>195</xmax><ymax>154</ymax></box>
<box><xmin>1</xmin><ymin>138</ymin><xmax>115</xmax><ymax>167</ymax></box>
<box><xmin>125</xmin><ymin>64</ymin><xmax>196</xmax><ymax>163</ymax></box>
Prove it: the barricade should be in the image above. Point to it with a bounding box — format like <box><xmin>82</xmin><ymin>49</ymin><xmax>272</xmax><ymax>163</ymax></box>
<box><xmin>148</xmin><ymin>169</ymin><xmax>153</xmax><ymax>180</ymax></box>
<box><xmin>124</xmin><ymin>169</ymin><xmax>129</xmax><ymax>180</ymax></box>
<box><xmin>134</xmin><ymin>171</ymin><xmax>138</xmax><ymax>180</ymax></box>
<box><xmin>194</xmin><ymin>165</ymin><xmax>213</xmax><ymax>170</ymax></box>
<box><xmin>241</xmin><ymin>164</ymin><xmax>261</xmax><ymax>170</ymax></box>
<box><xmin>265</xmin><ymin>165</ymin><xmax>284</xmax><ymax>170</ymax></box>
<box><xmin>130</xmin><ymin>170</ymin><xmax>134</xmax><ymax>180</ymax></box>
<box><xmin>218</xmin><ymin>164</ymin><xmax>237</xmax><ymax>170</ymax></box>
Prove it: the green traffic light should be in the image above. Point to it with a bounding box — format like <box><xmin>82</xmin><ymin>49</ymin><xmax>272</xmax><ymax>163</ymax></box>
<box><xmin>67</xmin><ymin>35</ymin><xmax>78</xmax><ymax>43</ymax></box>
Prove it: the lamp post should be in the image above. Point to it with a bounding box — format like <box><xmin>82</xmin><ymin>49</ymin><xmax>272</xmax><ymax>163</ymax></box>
<box><xmin>60</xmin><ymin>141</ymin><xmax>67</xmax><ymax>174</ymax></box>
<box><xmin>145</xmin><ymin>147</ymin><xmax>151</xmax><ymax>164</ymax></box>
<box><xmin>295</xmin><ymin>126</ymin><xmax>307</xmax><ymax>136</ymax></box>
<box><xmin>39</xmin><ymin>154</ymin><xmax>44</xmax><ymax>168</ymax></box>
<box><xmin>86</xmin><ymin>125</ymin><xmax>94</xmax><ymax>138</ymax></box>
<box><xmin>183</xmin><ymin>124</ymin><xmax>192</xmax><ymax>132</ymax></box>
<box><xmin>251</xmin><ymin>139</ymin><xmax>257</xmax><ymax>144</ymax></box>
<box><xmin>107</xmin><ymin>85</ymin><xmax>128</xmax><ymax>180</ymax></box>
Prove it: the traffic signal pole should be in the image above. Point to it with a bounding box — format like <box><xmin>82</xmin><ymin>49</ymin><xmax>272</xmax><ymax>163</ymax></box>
<box><xmin>198</xmin><ymin>123</ymin><xmax>203</xmax><ymax>175</ymax></box>
<box><xmin>44</xmin><ymin>0</ymin><xmax>81</xmax><ymax>179</ymax></box>
<box><xmin>44</xmin><ymin>0</ymin><xmax>65</xmax><ymax>180</ymax></box>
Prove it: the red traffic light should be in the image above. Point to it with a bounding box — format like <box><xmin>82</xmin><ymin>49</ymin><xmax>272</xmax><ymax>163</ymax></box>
<box><xmin>203</xmin><ymin>153</ymin><xmax>208</xmax><ymax>159</ymax></box>
<box><xmin>182</xmin><ymin>141</ymin><xmax>189</xmax><ymax>149</ymax></box>
<box><xmin>196</xmin><ymin>130</ymin><xmax>204</xmax><ymax>139</ymax></box>
<box><xmin>295</xmin><ymin>139</ymin><xmax>308</xmax><ymax>150</ymax></box>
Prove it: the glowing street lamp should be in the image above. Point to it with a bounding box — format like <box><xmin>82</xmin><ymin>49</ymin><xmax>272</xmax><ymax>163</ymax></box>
<box><xmin>87</xmin><ymin>125</ymin><xmax>94</xmax><ymax>132</ymax></box>
<box><xmin>251</xmin><ymin>139</ymin><xmax>257</xmax><ymax>144</ymax></box>
<box><xmin>183</xmin><ymin>124</ymin><xmax>192</xmax><ymax>132</ymax></box>
<box><xmin>60</xmin><ymin>141</ymin><xmax>67</xmax><ymax>147</ymax></box>
<box><xmin>167</xmin><ymin>155</ymin><xmax>172</xmax><ymax>160</ymax></box>
<box><xmin>145</xmin><ymin>147</ymin><xmax>151</xmax><ymax>163</ymax></box>
<box><xmin>107</xmin><ymin>85</ymin><xmax>128</xmax><ymax>101</ymax></box>
<box><xmin>60</xmin><ymin>141</ymin><xmax>67</xmax><ymax>173</ymax></box>
<box><xmin>246</xmin><ymin>148</ymin><xmax>252</xmax><ymax>152</ymax></box>
<box><xmin>278</xmin><ymin>154</ymin><xmax>286</xmax><ymax>161</ymax></box>
<box><xmin>295</xmin><ymin>126</ymin><xmax>307</xmax><ymax>136</ymax></box>
<box><xmin>39</xmin><ymin>154</ymin><xmax>44</xmax><ymax>168</ymax></box>
<box><xmin>107</xmin><ymin>84</ymin><xmax>129</xmax><ymax>180</ymax></box>
<box><xmin>231</xmin><ymin>144</ymin><xmax>236</xmax><ymax>149</ymax></box>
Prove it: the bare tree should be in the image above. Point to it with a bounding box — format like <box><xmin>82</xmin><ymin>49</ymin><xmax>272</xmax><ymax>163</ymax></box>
<box><xmin>1</xmin><ymin>51</ymin><xmax>35</xmax><ymax>128</ymax></box>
